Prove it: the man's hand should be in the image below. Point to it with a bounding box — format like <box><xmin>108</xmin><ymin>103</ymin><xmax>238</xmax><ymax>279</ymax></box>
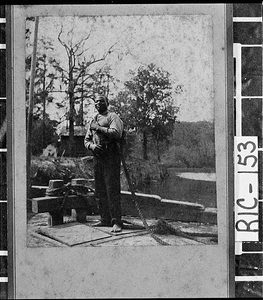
<box><xmin>90</xmin><ymin>120</ymin><xmax>100</xmax><ymax>131</ymax></box>
<box><xmin>90</xmin><ymin>120</ymin><xmax>108</xmax><ymax>135</ymax></box>
<box><xmin>89</xmin><ymin>144</ymin><xmax>104</xmax><ymax>156</ymax></box>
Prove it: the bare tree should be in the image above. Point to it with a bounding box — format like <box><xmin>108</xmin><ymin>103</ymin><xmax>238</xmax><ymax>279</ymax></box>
<box><xmin>57</xmin><ymin>23</ymin><xmax>116</xmax><ymax>156</ymax></box>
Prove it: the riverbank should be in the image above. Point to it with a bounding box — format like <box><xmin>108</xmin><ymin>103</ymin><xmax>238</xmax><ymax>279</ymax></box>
<box><xmin>30</xmin><ymin>156</ymin><xmax>216</xmax><ymax>186</ymax></box>
<box><xmin>30</xmin><ymin>155</ymin><xmax>169</xmax><ymax>190</ymax></box>
<box><xmin>30</xmin><ymin>156</ymin><xmax>217</xmax><ymax>209</ymax></box>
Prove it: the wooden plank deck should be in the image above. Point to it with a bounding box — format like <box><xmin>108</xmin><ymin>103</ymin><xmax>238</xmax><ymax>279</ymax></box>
<box><xmin>27</xmin><ymin>213</ymin><xmax>218</xmax><ymax>247</ymax></box>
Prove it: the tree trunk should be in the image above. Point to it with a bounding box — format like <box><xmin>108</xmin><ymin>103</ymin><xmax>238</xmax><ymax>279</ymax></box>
<box><xmin>143</xmin><ymin>131</ymin><xmax>148</xmax><ymax>160</ymax></box>
<box><xmin>156</xmin><ymin>140</ymin><xmax>161</xmax><ymax>162</ymax></box>
<box><xmin>80</xmin><ymin>78</ymin><xmax>84</xmax><ymax>125</ymax></box>
<box><xmin>68</xmin><ymin>80</ymin><xmax>75</xmax><ymax>157</ymax></box>
<box><xmin>42</xmin><ymin>74</ymin><xmax>46</xmax><ymax>150</ymax></box>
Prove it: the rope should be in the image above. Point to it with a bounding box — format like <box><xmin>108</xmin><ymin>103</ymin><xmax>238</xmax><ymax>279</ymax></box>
<box><xmin>150</xmin><ymin>219</ymin><xmax>213</xmax><ymax>245</ymax></box>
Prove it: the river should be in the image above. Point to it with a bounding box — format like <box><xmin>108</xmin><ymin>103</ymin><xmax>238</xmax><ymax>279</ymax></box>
<box><xmin>140</xmin><ymin>168</ymin><xmax>217</xmax><ymax>209</ymax></box>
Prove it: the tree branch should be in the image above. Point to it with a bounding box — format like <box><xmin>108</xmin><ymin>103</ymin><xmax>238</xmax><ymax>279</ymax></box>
<box><xmin>73</xmin><ymin>29</ymin><xmax>93</xmax><ymax>55</ymax></box>
<box><xmin>58</xmin><ymin>25</ymin><xmax>70</xmax><ymax>57</ymax></box>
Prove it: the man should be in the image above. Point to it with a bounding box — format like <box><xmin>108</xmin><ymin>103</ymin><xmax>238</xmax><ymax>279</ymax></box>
<box><xmin>84</xmin><ymin>94</ymin><xmax>124</xmax><ymax>233</ymax></box>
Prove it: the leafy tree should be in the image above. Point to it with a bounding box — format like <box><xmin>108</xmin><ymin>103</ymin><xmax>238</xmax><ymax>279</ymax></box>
<box><xmin>112</xmin><ymin>63</ymin><xmax>179</xmax><ymax>160</ymax></box>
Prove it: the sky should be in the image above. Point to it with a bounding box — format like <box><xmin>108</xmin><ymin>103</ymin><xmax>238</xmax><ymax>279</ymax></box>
<box><xmin>26</xmin><ymin>13</ymin><xmax>214</xmax><ymax>123</ymax></box>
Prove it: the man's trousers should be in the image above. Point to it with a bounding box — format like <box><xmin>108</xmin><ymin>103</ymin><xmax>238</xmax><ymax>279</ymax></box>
<box><xmin>93</xmin><ymin>144</ymin><xmax>122</xmax><ymax>226</ymax></box>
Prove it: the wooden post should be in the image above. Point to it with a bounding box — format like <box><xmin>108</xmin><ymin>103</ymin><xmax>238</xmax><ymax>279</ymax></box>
<box><xmin>48</xmin><ymin>212</ymin><xmax>64</xmax><ymax>226</ymax></box>
<box><xmin>26</xmin><ymin>16</ymin><xmax>39</xmax><ymax>200</ymax></box>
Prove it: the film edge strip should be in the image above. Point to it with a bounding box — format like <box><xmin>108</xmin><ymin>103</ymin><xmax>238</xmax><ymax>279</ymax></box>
<box><xmin>234</xmin><ymin>14</ymin><xmax>263</xmax><ymax>283</ymax></box>
<box><xmin>0</xmin><ymin>12</ymin><xmax>7</xmax><ymax>290</ymax></box>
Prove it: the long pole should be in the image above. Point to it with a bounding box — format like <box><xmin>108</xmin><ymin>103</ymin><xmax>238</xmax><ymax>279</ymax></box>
<box><xmin>26</xmin><ymin>16</ymin><xmax>39</xmax><ymax>199</ymax></box>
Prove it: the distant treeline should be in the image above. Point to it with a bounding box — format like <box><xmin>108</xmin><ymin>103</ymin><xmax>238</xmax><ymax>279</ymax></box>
<box><xmin>128</xmin><ymin>120</ymin><xmax>215</xmax><ymax>170</ymax></box>
<box><xmin>163</xmin><ymin>121</ymin><xmax>215</xmax><ymax>169</ymax></box>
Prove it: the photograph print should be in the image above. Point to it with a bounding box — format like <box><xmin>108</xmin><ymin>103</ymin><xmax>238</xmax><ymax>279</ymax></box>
<box><xmin>26</xmin><ymin>12</ymin><xmax>218</xmax><ymax>247</ymax></box>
